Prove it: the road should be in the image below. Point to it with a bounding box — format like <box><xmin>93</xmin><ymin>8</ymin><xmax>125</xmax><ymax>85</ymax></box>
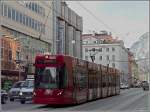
<box><xmin>2</xmin><ymin>88</ymin><xmax>150</xmax><ymax>112</ymax></box>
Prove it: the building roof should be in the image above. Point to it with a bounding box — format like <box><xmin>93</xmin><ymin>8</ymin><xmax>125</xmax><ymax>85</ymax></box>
<box><xmin>82</xmin><ymin>33</ymin><xmax>122</xmax><ymax>43</ymax></box>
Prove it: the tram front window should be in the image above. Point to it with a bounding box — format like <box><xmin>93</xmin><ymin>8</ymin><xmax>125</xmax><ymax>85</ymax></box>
<box><xmin>35</xmin><ymin>66</ymin><xmax>67</xmax><ymax>89</ymax></box>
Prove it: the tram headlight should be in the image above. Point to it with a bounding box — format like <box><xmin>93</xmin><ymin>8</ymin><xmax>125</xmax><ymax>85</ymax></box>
<box><xmin>33</xmin><ymin>92</ymin><xmax>36</xmax><ymax>96</ymax></box>
<box><xmin>19</xmin><ymin>92</ymin><xmax>23</xmax><ymax>96</ymax></box>
<box><xmin>57</xmin><ymin>91</ymin><xmax>63</xmax><ymax>96</ymax></box>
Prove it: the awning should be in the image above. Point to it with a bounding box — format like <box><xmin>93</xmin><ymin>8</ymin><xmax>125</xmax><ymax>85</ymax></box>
<box><xmin>1</xmin><ymin>69</ymin><xmax>25</xmax><ymax>76</ymax></box>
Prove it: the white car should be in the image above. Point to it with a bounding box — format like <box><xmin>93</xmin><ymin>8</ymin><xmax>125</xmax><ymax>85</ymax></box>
<box><xmin>120</xmin><ymin>83</ymin><xmax>129</xmax><ymax>89</ymax></box>
<box><xmin>9</xmin><ymin>81</ymin><xmax>25</xmax><ymax>101</ymax></box>
<box><xmin>19</xmin><ymin>79</ymin><xmax>34</xmax><ymax>104</ymax></box>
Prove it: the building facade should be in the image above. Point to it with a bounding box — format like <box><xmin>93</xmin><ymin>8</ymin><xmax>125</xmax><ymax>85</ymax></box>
<box><xmin>82</xmin><ymin>32</ymin><xmax>130</xmax><ymax>84</ymax></box>
<box><xmin>0</xmin><ymin>1</ymin><xmax>83</xmax><ymax>87</ymax></box>
<box><xmin>0</xmin><ymin>1</ymin><xmax>52</xmax><ymax>84</ymax></box>
<box><xmin>52</xmin><ymin>1</ymin><xmax>83</xmax><ymax>58</ymax></box>
<box><xmin>127</xmin><ymin>48</ymin><xmax>135</xmax><ymax>86</ymax></box>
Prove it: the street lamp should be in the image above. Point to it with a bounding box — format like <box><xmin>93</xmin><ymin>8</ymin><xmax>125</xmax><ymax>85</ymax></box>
<box><xmin>88</xmin><ymin>48</ymin><xmax>99</xmax><ymax>62</ymax></box>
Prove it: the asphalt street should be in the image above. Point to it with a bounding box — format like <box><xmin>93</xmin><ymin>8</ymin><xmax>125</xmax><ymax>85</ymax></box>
<box><xmin>2</xmin><ymin>88</ymin><xmax>150</xmax><ymax>112</ymax></box>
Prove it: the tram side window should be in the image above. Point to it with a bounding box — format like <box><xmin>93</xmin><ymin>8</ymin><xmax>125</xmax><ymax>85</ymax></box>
<box><xmin>94</xmin><ymin>75</ymin><xmax>98</xmax><ymax>88</ymax></box>
<box><xmin>110</xmin><ymin>76</ymin><xmax>112</xmax><ymax>87</ymax></box>
<box><xmin>57</xmin><ymin>64</ymin><xmax>67</xmax><ymax>89</ymax></box>
<box><xmin>89</xmin><ymin>74</ymin><xmax>93</xmax><ymax>89</ymax></box>
<box><xmin>99</xmin><ymin>75</ymin><xmax>102</xmax><ymax>88</ymax></box>
<box><xmin>117</xmin><ymin>76</ymin><xmax>120</xmax><ymax>86</ymax></box>
<box><xmin>102</xmin><ymin>75</ymin><xmax>106</xmax><ymax>87</ymax></box>
<box><xmin>114</xmin><ymin>76</ymin><xmax>116</xmax><ymax>87</ymax></box>
<box><xmin>76</xmin><ymin>70</ymin><xmax>87</xmax><ymax>89</ymax></box>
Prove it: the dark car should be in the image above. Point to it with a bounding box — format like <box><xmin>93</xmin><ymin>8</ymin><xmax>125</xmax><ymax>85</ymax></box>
<box><xmin>8</xmin><ymin>81</ymin><xmax>25</xmax><ymax>101</ymax></box>
<box><xmin>1</xmin><ymin>90</ymin><xmax>8</xmax><ymax>104</ymax></box>
<box><xmin>142</xmin><ymin>81</ymin><xmax>149</xmax><ymax>91</ymax></box>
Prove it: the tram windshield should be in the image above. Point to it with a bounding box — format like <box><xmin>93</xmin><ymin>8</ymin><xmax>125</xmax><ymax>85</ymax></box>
<box><xmin>35</xmin><ymin>65</ymin><xmax>67</xmax><ymax>89</ymax></box>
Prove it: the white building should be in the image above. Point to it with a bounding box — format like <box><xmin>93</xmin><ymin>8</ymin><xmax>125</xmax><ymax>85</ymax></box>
<box><xmin>82</xmin><ymin>33</ymin><xmax>130</xmax><ymax>84</ymax></box>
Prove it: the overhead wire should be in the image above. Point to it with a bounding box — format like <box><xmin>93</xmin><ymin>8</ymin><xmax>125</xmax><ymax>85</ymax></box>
<box><xmin>76</xmin><ymin>1</ymin><xmax>128</xmax><ymax>39</ymax></box>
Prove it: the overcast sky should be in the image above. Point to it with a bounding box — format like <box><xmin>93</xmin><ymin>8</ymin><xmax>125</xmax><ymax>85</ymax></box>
<box><xmin>66</xmin><ymin>1</ymin><xmax>149</xmax><ymax>48</ymax></box>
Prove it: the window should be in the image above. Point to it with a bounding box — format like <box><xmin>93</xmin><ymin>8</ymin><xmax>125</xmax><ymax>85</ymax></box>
<box><xmin>20</xmin><ymin>13</ymin><xmax>22</xmax><ymax>23</ymax></box>
<box><xmin>99</xmin><ymin>56</ymin><xmax>102</xmax><ymax>60</ymax></box>
<box><xmin>112</xmin><ymin>63</ymin><xmax>115</xmax><ymax>68</ymax></box>
<box><xmin>8</xmin><ymin>50</ymin><xmax>12</xmax><ymax>61</ymax></box>
<box><xmin>32</xmin><ymin>18</ymin><xmax>34</xmax><ymax>29</ymax></box>
<box><xmin>29</xmin><ymin>17</ymin><xmax>32</xmax><ymax>27</ymax></box>
<box><xmin>106</xmin><ymin>48</ymin><xmax>109</xmax><ymax>52</ymax></box>
<box><xmin>85</xmin><ymin>48</ymin><xmax>88</xmax><ymax>53</ymax></box>
<box><xmin>12</xmin><ymin>9</ymin><xmax>15</xmax><ymax>20</ymax></box>
<box><xmin>25</xmin><ymin>2</ymin><xmax>29</xmax><ymax>8</ymax></box>
<box><xmin>85</xmin><ymin>56</ymin><xmax>88</xmax><ymax>60</ymax></box>
<box><xmin>94</xmin><ymin>41</ymin><xmax>97</xmax><ymax>44</ymax></box>
<box><xmin>77</xmin><ymin>73</ymin><xmax>87</xmax><ymax>89</ymax></box>
<box><xmin>99</xmin><ymin>48</ymin><xmax>102</xmax><ymax>52</ymax></box>
<box><xmin>1</xmin><ymin>3</ymin><xmax>4</xmax><ymax>16</ymax></box>
<box><xmin>35</xmin><ymin>66</ymin><xmax>67</xmax><ymax>89</ymax></box>
<box><xmin>22</xmin><ymin>80</ymin><xmax>34</xmax><ymax>88</ymax></box>
<box><xmin>42</xmin><ymin>24</ymin><xmax>45</xmax><ymax>34</ymax></box>
<box><xmin>8</xmin><ymin>7</ymin><xmax>11</xmax><ymax>18</ymax></box>
<box><xmin>12</xmin><ymin>82</ymin><xmax>22</xmax><ymax>88</ymax></box>
<box><xmin>16</xmin><ymin>51</ymin><xmax>20</xmax><ymax>60</ymax></box>
<box><xmin>37</xmin><ymin>21</ymin><xmax>41</xmax><ymax>31</ymax></box>
<box><xmin>35</xmin><ymin>20</ymin><xmax>37</xmax><ymax>30</ymax></box>
<box><xmin>106</xmin><ymin>55</ymin><xmax>109</xmax><ymax>61</ymax></box>
<box><xmin>26</xmin><ymin>16</ymin><xmax>29</xmax><ymax>26</ymax></box>
<box><xmin>23</xmin><ymin>14</ymin><xmax>26</xmax><ymax>25</ymax></box>
<box><xmin>92</xmin><ymin>48</ymin><xmax>96</xmax><ymax>52</ymax></box>
<box><xmin>39</xmin><ymin>6</ymin><xmax>42</xmax><ymax>15</ymax></box>
<box><xmin>32</xmin><ymin>2</ymin><xmax>35</xmax><ymax>11</ymax></box>
<box><xmin>112</xmin><ymin>47</ymin><xmax>115</xmax><ymax>51</ymax></box>
<box><xmin>83</xmin><ymin>41</ymin><xmax>87</xmax><ymax>44</ymax></box>
<box><xmin>15</xmin><ymin>11</ymin><xmax>19</xmax><ymax>22</ymax></box>
<box><xmin>112</xmin><ymin>55</ymin><xmax>115</xmax><ymax>61</ymax></box>
<box><xmin>42</xmin><ymin>8</ymin><xmax>45</xmax><ymax>16</ymax></box>
<box><xmin>1</xmin><ymin>48</ymin><xmax>4</xmax><ymax>59</ymax></box>
<box><xmin>35</xmin><ymin>3</ymin><xmax>38</xmax><ymax>12</ymax></box>
<box><xmin>4</xmin><ymin>4</ymin><xmax>7</xmax><ymax>17</ymax></box>
<box><xmin>29</xmin><ymin>2</ymin><xmax>32</xmax><ymax>9</ymax></box>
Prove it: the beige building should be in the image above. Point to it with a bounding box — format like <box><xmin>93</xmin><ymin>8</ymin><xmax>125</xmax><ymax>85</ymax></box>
<box><xmin>0</xmin><ymin>1</ymin><xmax>83</xmax><ymax>86</ymax></box>
<box><xmin>0</xmin><ymin>1</ymin><xmax>53</xmax><ymax>83</ymax></box>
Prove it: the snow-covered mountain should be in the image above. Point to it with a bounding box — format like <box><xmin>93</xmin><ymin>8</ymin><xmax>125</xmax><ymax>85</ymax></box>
<box><xmin>130</xmin><ymin>32</ymin><xmax>149</xmax><ymax>71</ymax></box>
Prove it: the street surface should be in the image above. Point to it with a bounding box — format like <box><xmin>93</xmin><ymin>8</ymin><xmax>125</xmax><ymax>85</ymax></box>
<box><xmin>2</xmin><ymin>88</ymin><xmax>150</xmax><ymax>112</ymax></box>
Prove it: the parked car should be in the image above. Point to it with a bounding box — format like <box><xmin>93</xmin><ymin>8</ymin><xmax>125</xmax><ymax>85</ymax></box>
<box><xmin>141</xmin><ymin>81</ymin><xmax>149</xmax><ymax>91</ymax></box>
<box><xmin>1</xmin><ymin>89</ymin><xmax>8</xmax><ymax>104</ymax></box>
<box><xmin>19</xmin><ymin>79</ymin><xmax>34</xmax><ymax>104</ymax></box>
<box><xmin>132</xmin><ymin>82</ymin><xmax>141</xmax><ymax>88</ymax></box>
<box><xmin>8</xmin><ymin>81</ymin><xmax>25</xmax><ymax>101</ymax></box>
<box><xmin>120</xmin><ymin>83</ymin><xmax>129</xmax><ymax>89</ymax></box>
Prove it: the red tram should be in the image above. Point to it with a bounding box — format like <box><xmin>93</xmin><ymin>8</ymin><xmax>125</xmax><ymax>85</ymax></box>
<box><xmin>33</xmin><ymin>54</ymin><xmax>120</xmax><ymax>105</ymax></box>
